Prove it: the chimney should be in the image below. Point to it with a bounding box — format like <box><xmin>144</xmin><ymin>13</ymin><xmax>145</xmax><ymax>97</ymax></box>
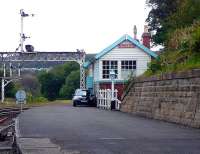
<box><xmin>142</xmin><ymin>25</ymin><xmax>151</xmax><ymax>49</ymax></box>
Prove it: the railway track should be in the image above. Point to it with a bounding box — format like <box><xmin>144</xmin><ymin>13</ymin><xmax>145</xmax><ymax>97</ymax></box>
<box><xmin>0</xmin><ymin>107</ymin><xmax>28</xmax><ymax>154</ymax></box>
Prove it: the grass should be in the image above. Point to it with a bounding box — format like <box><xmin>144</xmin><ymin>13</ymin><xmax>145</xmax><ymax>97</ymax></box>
<box><xmin>144</xmin><ymin>51</ymin><xmax>200</xmax><ymax>77</ymax></box>
<box><xmin>175</xmin><ymin>54</ymin><xmax>200</xmax><ymax>71</ymax></box>
<box><xmin>0</xmin><ymin>98</ymin><xmax>72</xmax><ymax>108</ymax></box>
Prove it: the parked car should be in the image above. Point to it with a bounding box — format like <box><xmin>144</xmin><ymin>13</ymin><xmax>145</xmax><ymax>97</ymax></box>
<box><xmin>72</xmin><ymin>89</ymin><xmax>96</xmax><ymax>107</ymax></box>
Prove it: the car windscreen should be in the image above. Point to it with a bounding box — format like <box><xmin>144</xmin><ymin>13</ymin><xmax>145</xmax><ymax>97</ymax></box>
<box><xmin>76</xmin><ymin>90</ymin><xmax>87</xmax><ymax>96</ymax></box>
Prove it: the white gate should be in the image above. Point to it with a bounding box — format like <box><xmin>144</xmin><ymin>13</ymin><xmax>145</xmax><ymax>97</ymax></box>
<box><xmin>97</xmin><ymin>89</ymin><xmax>121</xmax><ymax>110</ymax></box>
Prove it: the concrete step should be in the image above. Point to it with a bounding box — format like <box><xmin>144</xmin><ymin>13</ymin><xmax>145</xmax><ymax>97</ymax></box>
<box><xmin>17</xmin><ymin>138</ymin><xmax>68</xmax><ymax>154</ymax></box>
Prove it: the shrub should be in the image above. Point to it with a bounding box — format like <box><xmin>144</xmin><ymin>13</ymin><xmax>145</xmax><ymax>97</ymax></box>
<box><xmin>167</xmin><ymin>21</ymin><xmax>200</xmax><ymax>52</ymax></box>
<box><xmin>20</xmin><ymin>74</ymin><xmax>41</xmax><ymax>96</ymax></box>
<box><xmin>144</xmin><ymin>58</ymin><xmax>162</xmax><ymax>76</ymax></box>
<box><xmin>26</xmin><ymin>92</ymin><xmax>34</xmax><ymax>103</ymax></box>
<box><xmin>34</xmin><ymin>97</ymin><xmax>48</xmax><ymax>103</ymax></box>
<box><xmin>59</xmin><ymin>70</ymin><xmax>80</xmax><ymax>99</ymax></box>
<box><xmin>191</xmin><ymin>26</ymin><xmax>200</xmax><ymax>53</ymax></box>
<box><xmin>26</xmin><ymin>92</ymin><xmax>48</xmax><ymax>104</ymax></box>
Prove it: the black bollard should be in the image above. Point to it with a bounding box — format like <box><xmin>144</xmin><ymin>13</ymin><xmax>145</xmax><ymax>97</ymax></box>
<box><xmin>111</xmin><ymin>100</ymin><xmax>116</xmax><ymax>110</ymax></box>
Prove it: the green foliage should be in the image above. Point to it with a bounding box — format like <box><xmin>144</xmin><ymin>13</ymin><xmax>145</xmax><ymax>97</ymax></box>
<box><xmin>146</xmin><ymin>0</ymin><xmax>200</xmax><ymax>45</ymax></box>
<box><xmin>26</xmin><ymin>92</ymin><xmax>34</xmax><ymax>103</ymax></box>
<box><xmin>146</xmin><ymin>0</ymin><xmax>181</xmax><ymax>45</ymax></box>
<box><xmin>50</xmin><ymin>62</ymin><xmax>79</xmax><ymax>78</ymax></box>
<box><xmin>145</xmin><ymin>0</ymin><xmax>200</xmax><ymax>75</ymax></box>
<box><xmin>167</xmin><ymin>21</ymin><xmax>200</xmax><ymax>52</ymax></box>
<box><xmin>20</xmin><ymin>74</ymin><xmax>41</xmax><ymax>96</ymax></box>
<box><xmin>175</xmin><ymin>54</ymin><xmax>200</xmax><ymax>71</ymax></box>
<box><xmin>0</xmin><ymin>70</ymin><xmax>17</xmax><ymax>98</ymax></box>
<box><xmin>123</xmin><ymin>75</ymin><xmax>136</xmax><ymax>98</ymax></box>
<box><xmin>0</xmin><ymin>62</ymin><xmax>77</xmax><ymax>102</ymax></box>
<box><xmin>146</xmin><ymin>58</ymin><xmax>162</xmax><ymax>75</ymax></box>
<box><xmin>144</xmin><ymin>50</ymin><xmax>200</xmax><ymax>76</ymax></box>
<box><xmin>59</xmin><ymin>70</ymin><xmax>80</xmax><ymax>99</ymax></box>
<box><xmin>38</xmin><ymin>72</ymin><xmax>62</xmax><ymax>101</ymax></box>
<box><xmin>5</xmin><ymin>82</ymin><xmax>17</xmax><ymax>98</ymax></box>
<box><xmin>38</xmin><ymin>62</ymin><xmax>80</xmax><ymax>100</ymax></box>
<box><xmin>191</xmin><ymin>26</ymin><xmax>200</xmax><ymax>53</ymax></box>
<box><xmin>26</xmin><ymin>92</ymin><xmax>48</xmax><ymax>103</ymax></box>
<box><xmin>168</xmin><ymin>0</ymin><xmax>200</xmax><ymax>29</ymax></box>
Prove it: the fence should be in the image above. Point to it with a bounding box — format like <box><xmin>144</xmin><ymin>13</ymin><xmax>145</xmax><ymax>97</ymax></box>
<box><xmin>97</xmin><ymin>89</ymin><xmax>121</xmax><ymax>110</ymax></box>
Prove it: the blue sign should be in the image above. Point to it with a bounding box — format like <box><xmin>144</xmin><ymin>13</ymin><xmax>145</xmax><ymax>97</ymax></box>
<box><xmin>16</xmin><ymin>90</ymin><xmax>26</xmax><ymax>104</ymax></box>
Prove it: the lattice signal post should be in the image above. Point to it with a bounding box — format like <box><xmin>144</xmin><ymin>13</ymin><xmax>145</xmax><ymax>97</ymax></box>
<box><xmin>0</xmin><ymin>51</ymin><xmax>86</xmax><ymax>102</ymax></box>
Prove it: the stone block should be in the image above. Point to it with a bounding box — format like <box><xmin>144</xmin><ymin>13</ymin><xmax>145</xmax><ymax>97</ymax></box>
<box><xmin>183</xmin><ymin>112</ymin><xmax>194</xmax><ymax>119</ymax></box>
<box><xmin>191</xmin><ymin>121</ymin><xmax>200</xmax><ymax>128</ymax></box>
<box><xmin>168</xmin><ymin>116</ymin><xmax>181</xmax><ymax>123</ymax></box>
<box><xmin>194</xmin><ymin>112</ymin><xmax>200</xmax><ymax>120</ymax></box>
<box><xmin>120</xmin><ymin>70</ymin><xmax>200</xmax><ymax>128</ymax></box>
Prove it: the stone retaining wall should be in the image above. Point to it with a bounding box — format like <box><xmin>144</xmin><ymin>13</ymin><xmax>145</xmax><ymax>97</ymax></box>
<box><xmin>121</xmin><ymin>69</ymin><xmax>200</xmax><ymax>128</ymax></box>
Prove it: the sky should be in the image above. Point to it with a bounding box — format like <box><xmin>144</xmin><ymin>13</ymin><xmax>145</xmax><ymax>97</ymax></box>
<box><xmin>0</xmin><ymin>0</ymin><xmax>150</xmax><ymax>53</ymax></box>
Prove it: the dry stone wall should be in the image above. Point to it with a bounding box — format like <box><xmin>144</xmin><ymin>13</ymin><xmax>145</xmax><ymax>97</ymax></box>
<box><xmin>121</xmin><ymin>69</ymin><xmax>200</xmax><ymax>128</ymax></box>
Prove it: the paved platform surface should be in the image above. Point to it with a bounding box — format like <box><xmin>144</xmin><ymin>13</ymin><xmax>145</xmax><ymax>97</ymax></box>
<box><xmin>17</xmin><ymin>138</ymin><xmax>66</xmax><ymax>154</ymax></box>
<box><xmin>17</xmin><ymin>104</ymin><xmax>200</xmax><ymax>154</ymax></box>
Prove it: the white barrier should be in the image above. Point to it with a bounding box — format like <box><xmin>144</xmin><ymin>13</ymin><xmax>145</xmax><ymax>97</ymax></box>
<box><xmin>97</xmin><ymin>89</ymin><xmax>121</xmax><ymax>110</ymax></box>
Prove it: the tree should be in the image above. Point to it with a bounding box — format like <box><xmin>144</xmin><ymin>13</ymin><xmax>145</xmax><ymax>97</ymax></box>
<box><xmin>4</xmin><ymin>82</ymin><xmax>17</xmax><ymax>98</ymax></box>
<box><xmin>0</xmin><ymin>70</ymin><xmax>17</xmax><ymax>98</ymax></box>
<box><xmin>146</xmin><ymin>0</ymin><xmax>200</xmax><ymax>46</ymax></box>
<box><xmin>37</xmin><ymin>62</ymin><xmax>80</xmax><ymax>100</ymax></box>
<box><xmin>167</xmin><ymin>0</ymin><xmax>200</xmax><ymax>37</ymax></box>
<box><xmin>145</xmin><ymin>0</ymin><xmax>200</xmax><ymax>75</ymax></box>
<box><xmin>59</xmin><ymin>70</ymin><xmax>80</xmax><ymax>99</ymax></box>
<box><xmin>38</xmin><ymin>72</ymin><xmax>62</xmax><ymax>101</ymax></box>
<box><xmin>49</xmin><ymin>61</ymin><xmax>79</xmax><ymax>85</ymax></box>
<box><xmin>146</xmin><ymin>0</ymin><xmax>180</xmax><ymax>45</ymax></box>
<box><xmin>20</xmin><ymin>74</ymin><xmax>41</xmax><ymax>96</ymax></box>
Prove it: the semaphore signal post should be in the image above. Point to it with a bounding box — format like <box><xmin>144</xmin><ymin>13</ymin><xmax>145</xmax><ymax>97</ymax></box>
<box><xmin>0</xmin><ymin>9</ymin><xmax>86</xmax><ymax>102</ymax></box>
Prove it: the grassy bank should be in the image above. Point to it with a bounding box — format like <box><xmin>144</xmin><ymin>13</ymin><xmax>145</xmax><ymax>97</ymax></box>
<box><xmin>144</xmin><ymin>51</ymin><xmax>200</xmax><ymax>77</ymax></box>
<box><xmin>144</xmin><ymin>21</ymin><xmax>200</xmax><ymax>77</ymax></box>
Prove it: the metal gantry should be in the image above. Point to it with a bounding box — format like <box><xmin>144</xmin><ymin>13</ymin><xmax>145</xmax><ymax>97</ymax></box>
<box><xmin>78</xmin><ymin>52</ymin><xmax>86</xmax><ymax>90</ymax></box>
<box><xmin>0</xmin><ymin>9</ymin><xmax>86</xmax><ymax>103</ymax></box>
<box><xmin>0</xmin><ymin>51</ymin><xmax>86</xmax><ymax>102</ymax></box>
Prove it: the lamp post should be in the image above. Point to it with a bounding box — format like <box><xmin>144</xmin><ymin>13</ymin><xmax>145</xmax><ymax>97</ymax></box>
<box><xmin>110</xmin><ymin>69</ymin><xmax>115</xmax><ymax>110</ymax></box>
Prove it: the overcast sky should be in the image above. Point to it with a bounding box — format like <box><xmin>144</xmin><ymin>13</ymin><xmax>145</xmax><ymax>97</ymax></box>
<box><xmin>0</xmin><ymin>0</ymin><xmax>150</xmax><ymax>53</ymax></box>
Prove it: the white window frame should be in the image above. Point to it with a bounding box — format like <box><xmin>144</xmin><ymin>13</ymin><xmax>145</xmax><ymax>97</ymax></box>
<box><xmin>102</xmin><ymin>60</ymin><xmax>118</xmax><ymax>79</ymax></box>
<box><xmin>121</xmin><ymin>60</ymin><xmax>137</xmax><ymax>80</ymax></box>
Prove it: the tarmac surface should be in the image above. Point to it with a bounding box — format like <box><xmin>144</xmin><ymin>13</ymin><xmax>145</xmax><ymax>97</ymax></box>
<box><xmin>17</xmin><ymin>104</ymin><xmax>200</xmax><ymax>154</ymax></box>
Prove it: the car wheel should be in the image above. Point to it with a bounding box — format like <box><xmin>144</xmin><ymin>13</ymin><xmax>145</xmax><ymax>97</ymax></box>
<box><xmin>73</xmin><ymin>102</ymin><xmax>76</xmax><ymax>107</ymax></box>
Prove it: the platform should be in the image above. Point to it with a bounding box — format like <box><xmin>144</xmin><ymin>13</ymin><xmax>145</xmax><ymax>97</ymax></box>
<box><xmin>16</xmin><ymin>104</ymin><xmax>200</xmax><ymax>154</ymax></box>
